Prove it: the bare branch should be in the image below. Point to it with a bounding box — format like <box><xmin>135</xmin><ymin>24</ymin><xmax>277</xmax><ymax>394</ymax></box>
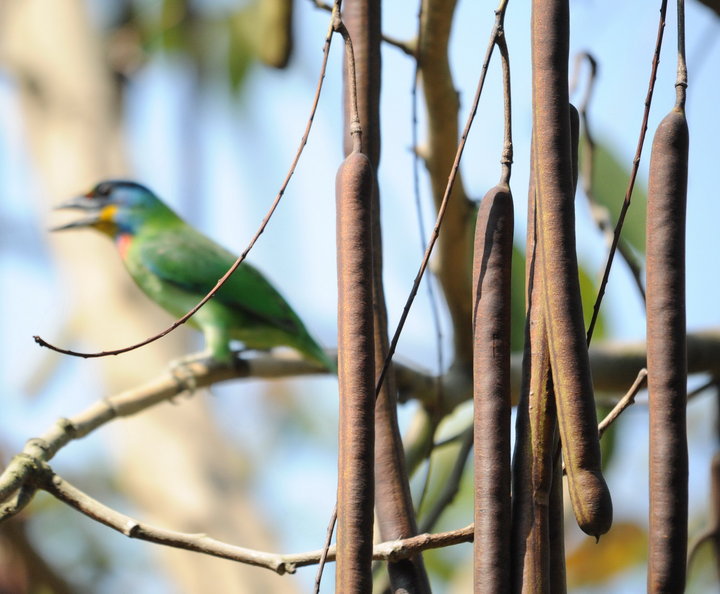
<box><xmin>0</xmin><ymin>353</ymin><xmax>327</xmax><ymax>514</ymax></box>
<box><xmin>35</xmin><ymin>463</ymin><xmax>474</xmax><ymax>575</ymax></box>
<box><xmin>597</xmin><ymin>368</ymin><xmax>648</xmax><ymax>438</ymax></box>
<box><xmin>4</xmin><ymin>330</ymin><xmax>720</xmax><ymax>520</ymax></box>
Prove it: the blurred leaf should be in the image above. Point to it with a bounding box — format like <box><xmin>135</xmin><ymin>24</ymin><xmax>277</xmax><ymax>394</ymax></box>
<box><xmin>580</xmin><ymin>136</ymin><xmax>647</xmax><ymax>255</ymax></box>
<box><xmin>567</xmin><ymin>521</ymin><xmax>647</xmax><ymax>588</ymax></box>
<box><xmin>159</xmin><ymin>0</ymin><xmax>188</xmax><ymax>52</ymax></box>
<box><xmin>578</xmin><ymin>260</ymin><xmax>606</xmax><ymax>341</ymax></box>
<box><xmin>597</xmin><ymin>403</ymin><xmax>618</xmax><ymax>468</ymax></box>
<box><xmin>126</xmin><ymin>0</ymin><xmax>258</xmax><ymax>94</ymax></box>
<box><xmin>510</xmin><ymin>244</ymin><xmax>526</xmax><ymax>352</ymax></box>
<box><xmin>415</xmin><ymin>405</ymin><xmax>474</xmax><ymax>530</ymax></box>
<box><xmin>257</xmin><ymin>0</ymin><xmax>294</xmax><ymax>69</ymax></box>
<box><xmin>227</xmin><ymin>10</ymin><xmax>257</xmax><ymax>93</ymax></box>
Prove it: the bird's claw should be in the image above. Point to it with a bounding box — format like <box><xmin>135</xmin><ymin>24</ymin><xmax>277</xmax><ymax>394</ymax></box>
<box><xmin>169</xmin><ymin>357</ymin><xmax>200</xmax><ymax>396</ymax></box>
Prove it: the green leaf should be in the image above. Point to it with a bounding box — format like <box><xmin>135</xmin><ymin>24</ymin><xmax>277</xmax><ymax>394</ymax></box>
<box><xmin>510</xmin><ymin>244</ymin><xmax>527</xmax><ymax>352</ymax></box>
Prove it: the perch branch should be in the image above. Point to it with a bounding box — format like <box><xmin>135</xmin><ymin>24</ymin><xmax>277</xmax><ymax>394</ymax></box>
<box><xmin>3</xmin><ymin>330</ymin><xmax>720</xmax><ymax>518</ymax></box>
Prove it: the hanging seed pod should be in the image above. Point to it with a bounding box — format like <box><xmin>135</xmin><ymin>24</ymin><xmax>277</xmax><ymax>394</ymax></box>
<box><xmin>531</xmin><ymin>0</ymin><xmax>612</xmax><ymax>538</ymax></box>
<box><xmin>511</xmin><ymin>139</ymin><xmax>559</xmax><ymax>592</ymax></box>
<box><xmin>646</xmin><ymin>105</ymin><xmax>689</xmax><ymax>594</ymax></box>
<box><xmin>511</xmin><ymin>103</ymin><xmax>577</xmax><ymax>590</ymax></box>
<box><xmin>473</xmin><ymin>182</ymin><xmax>514</xmax><ymax>592</ymax></box>
<box><xmin>343</xmin><ymin>2</ymin><xmax>430</xmax><ymax>590</ymax></box>
<box><xmin>335</xmin><ymin>150</ymin><xmax>376</xmax><ymax>593</ymax></box>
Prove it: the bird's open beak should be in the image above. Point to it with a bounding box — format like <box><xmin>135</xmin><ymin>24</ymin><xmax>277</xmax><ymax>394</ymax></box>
<box><xmin>50</xmin><ymin>195</ymin><xmax>104</xmax><ymax>231</ymax></box>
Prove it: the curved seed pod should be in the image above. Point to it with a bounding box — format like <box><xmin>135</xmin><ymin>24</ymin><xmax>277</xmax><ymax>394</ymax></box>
<box><xmin>531</xmin><ymin>0</ymin><xmax>612</xmax><ymax>537</ymax></box>
<box><xmin>646</xmin><ymin>106</ymin><xmax>689</xmax><ymax>593</ymax></box>
<box><xmin>335</xmin><ymin>150</ymin><xmax>376</xmax><ymax>592</ymax></box>
<box><xmin>473</xmin><ymin>182</ymin><xmax>514</xmax><ymax>592</ymax></box>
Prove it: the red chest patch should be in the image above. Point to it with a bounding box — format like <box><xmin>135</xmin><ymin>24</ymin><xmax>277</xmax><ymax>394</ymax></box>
<box><xmin>117</xmin><ymin>234</ymin><xmax>133</xmax><ymax>259</ymax></box>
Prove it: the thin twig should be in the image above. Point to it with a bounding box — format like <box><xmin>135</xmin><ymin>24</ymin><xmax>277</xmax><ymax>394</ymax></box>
<box><xmin>597</xmin><ymin>368</ymin><xmax>648</xmax><ymax>438</ymax></box>
<box><xmin>34</xmin><ymin>7</ymin><xmax>340</xmax><ymax>359</ymax></box>
<box><xmin>676</xmin><ymin>0</ymin><xmax>688</xmax><ymax>109</ymax></box>
<box><xmin>586</xmin><ymin>0</ymin><xmax>670</xmax><ymax>345</ymax></box>
<box><xmin>314</xmin><ymin>504</ymin><xmax>337</xmax><ymax>593</ymax></box>
<box><xmin>382</xmin><ymin>34</ymin><xmax>416</xmax><ymax>56</ymax></box>
<box><xmin>496</xmin><ymin>29</ymin><xmax>513</xmax><ymax>185</ymax></box>
<box><xmin>309</xmin><ymin>0</ymin><xmax>416</xmax><ymax>55</ymax></box>
<box><xmin>562</xmin><ymin>368</ymin><xmax>648</xmax><ymax>474</ymax></box>
<box><xmin>332</xmin><ymin>13</ymin><xmax>363</xmax><ymax>153</ymax></box>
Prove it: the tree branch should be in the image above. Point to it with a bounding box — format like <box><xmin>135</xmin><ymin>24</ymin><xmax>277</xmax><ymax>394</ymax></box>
<box><xmin>3</xmin><ymin>330</ymin><xmax>720</xmax><ymax>519</ymax></box>
<box><xmin>33</xmin><ymin>462</ymin><xmax>474</xmax><ymax>576</ymax></box>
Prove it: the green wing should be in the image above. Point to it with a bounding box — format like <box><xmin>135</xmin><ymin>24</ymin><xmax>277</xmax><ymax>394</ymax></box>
<box><xmin>135</xmin><ymin>225</ymin><xmax>307</xmax><ymax>336</ymax></box>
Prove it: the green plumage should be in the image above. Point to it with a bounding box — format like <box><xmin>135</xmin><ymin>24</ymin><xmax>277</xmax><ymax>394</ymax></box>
<box><xmin>54</xmin><ymin>180</ymin><xmax>333</xmax><ymax>370</ymax></box>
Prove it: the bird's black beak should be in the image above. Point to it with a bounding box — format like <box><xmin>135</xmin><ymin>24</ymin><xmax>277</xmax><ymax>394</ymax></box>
<box><xmin>50</xmin><ymin>194</ymin><xmax>105</xmax><ymax>231</ymax></box>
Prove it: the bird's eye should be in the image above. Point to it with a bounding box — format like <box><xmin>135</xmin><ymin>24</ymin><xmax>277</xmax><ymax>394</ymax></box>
<box><xmin>94</xmin><ymin>183</ymin><xmax>111</xmax><ymax>198</ymax></box>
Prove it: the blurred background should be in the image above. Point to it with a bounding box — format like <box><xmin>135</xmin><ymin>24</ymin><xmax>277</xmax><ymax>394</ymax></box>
<box><xmin>1</xmin><ymin>0</ymin><xmax>719</xmax><ymax>592</ymax></box>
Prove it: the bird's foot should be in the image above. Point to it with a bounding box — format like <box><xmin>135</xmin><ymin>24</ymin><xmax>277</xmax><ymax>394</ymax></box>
<box><xmin>168</xmin><ymin>348</ymin><xmax>246</xmax><ymax>395</ymax></box>
<box><xmin>168</xmin><ymin>355</ymin><xmax>204</xmax><ymax>396</ymax></box>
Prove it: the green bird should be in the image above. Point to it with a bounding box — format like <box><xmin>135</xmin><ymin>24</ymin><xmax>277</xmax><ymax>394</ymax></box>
<box><xmin>53</xmin><ymin>180</ymin><xmax>334</xmax><ymax>370</ymax></box>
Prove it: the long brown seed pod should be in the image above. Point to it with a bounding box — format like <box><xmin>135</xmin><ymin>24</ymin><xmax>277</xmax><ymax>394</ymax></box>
<box><xmin>473</xmin><ymin>182</ymin><xmax>514</xmax><ymax>592</ymax></box>
<box><xmin>342</xmin><ymin>1</ymin><xmax>431</xmax><ymax>590</ymax></box>
<box><xmin>531</xmin><ymin>0</ymin><xmax>612</xmax><ymax>537</ymax></box>
<box><xmin>545</xmin><ymin>104</ymin><xmax>580</xmax><ymax>594</ymax></box>
<box><xmin>335</xmin><ymin>150</ymin><xmax>376</xmax><ymax>593</ymax></box>
<box><xmin>344</xmin><ymin>2</ymin><xmax>430</xmax><ymax>591</ymax></box>
<box><xmin>646</xmin><ymin>105</ymin><xmax>689</xmax><ymax>593</ymax></box>
<box><xmin>511</xmin><ymin>104</ymin><xmax>577</xmax><ymax>591</ymax></box>
<box><xmin>511</xmin><ymin>132</ymin><xmax>562</xmax><ymax>592</ymax></box>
